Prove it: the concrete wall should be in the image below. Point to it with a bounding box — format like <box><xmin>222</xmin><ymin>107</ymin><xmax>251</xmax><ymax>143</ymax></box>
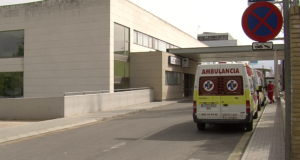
<box><xmin>64</xmin><ymin>94</ymin><xmax>100</xmax><ymax>117</ymax></box>
<box><xmin>130</xmin><ymin>51</ymin><xmax>199</xmax><ymax>101</ymax></box>
<box><xmin>0</xmin><ymin>89</ymin><xmax>153</xmax><ymax>120</ymax></box>
<box><xmin>99</xmin><ymin>89</ymin><xmax>154</xmax><ymax>110</ymax></box>
<box><xmin>289</xmin><ymin>6</ymin><xmax>300</xmax><ymax>159</ymax></box>
<box><xmin>0</xmin><ymin>97</ymin><xmax>64</xmax><ymax>120</ymax></box>
<box><xmin>64</xmin><ymin>88</ymin><xmax>153</xmax><ymax>117</ymax></box>
<box><xmin>0</xmin><ymin>0</ymin><xmax>112</xmax><ymax>98</ymax></box>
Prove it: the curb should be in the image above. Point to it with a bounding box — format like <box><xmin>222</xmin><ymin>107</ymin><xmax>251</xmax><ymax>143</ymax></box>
<box><xmin>228</xmin><ymin>103</ymin><xmax>267</xmax><ymax>160</ymax></box>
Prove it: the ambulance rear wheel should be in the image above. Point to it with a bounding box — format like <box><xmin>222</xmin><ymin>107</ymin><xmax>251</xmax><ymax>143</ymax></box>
<box><xmin>197</xmin><ymin>123</ymin><xmax>205</xmax><ymax>130</ymax></box>
<box><xmin>253</xmin><ymin>111</ymin><xmax>258</xmax><ymax>119</ymax></box>
<box><xmin>262</xmin><ymin>97</ymin><xmax>266</xmax><ymax>106</ymax></box>
<box><xmin>246</xmin><ymin>120</ymin><xmax>253</xmax><ymax>131</ymax></box>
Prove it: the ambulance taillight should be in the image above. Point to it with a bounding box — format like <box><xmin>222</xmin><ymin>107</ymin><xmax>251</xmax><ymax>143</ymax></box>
<box><xmin>193</xmin><ymin>101</ymin><xmax>196</xmax><ymax>113</ymax></box>
<box><xmin>246</xmin><ymin>100</ymin><xmax>250</xmax><ymax>113</ymax></box>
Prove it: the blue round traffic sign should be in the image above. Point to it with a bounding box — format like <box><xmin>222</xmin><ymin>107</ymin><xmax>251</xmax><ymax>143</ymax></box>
<box><xmin>242</xmin><ymin>2</ymin><xmax>283</xmax><ymax>42</ymax></box>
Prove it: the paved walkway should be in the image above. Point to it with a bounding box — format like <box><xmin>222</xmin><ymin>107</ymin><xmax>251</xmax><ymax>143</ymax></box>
<box><xmin>0</xmin><ymin>98</ymin><xmax>190</xmax><ymax>144</ymax></box>
<box><xmin>241</xmin><ymin>99</ymin><xmax>285</xmax><ymax>160</ymax></box>
<box><xmin>0</xmin><ymin>121</ymin><xmax>36</xmax><ymax>129</ymax></box>
<box><xmin>0</xmin><ymin>97</ymin><xmax>286</xmax><ymax>160</ymax></box>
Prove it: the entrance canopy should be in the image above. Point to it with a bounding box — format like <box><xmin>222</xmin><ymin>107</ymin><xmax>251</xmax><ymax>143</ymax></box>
<box><xmin>167</xmin><ymin>44</ymin><xmax>284</xmax><ymax>62</ymax></box>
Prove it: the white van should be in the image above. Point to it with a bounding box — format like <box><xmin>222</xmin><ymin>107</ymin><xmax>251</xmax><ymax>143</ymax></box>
<box><xmin>193</xmin><ymin>63</ymin><xmax>258</xmax><ymax>131</ymax></box>
<box><xmin>252</xmin><ymin>69</ymin><xmax>267</xmax><ymax>110</ymax></box>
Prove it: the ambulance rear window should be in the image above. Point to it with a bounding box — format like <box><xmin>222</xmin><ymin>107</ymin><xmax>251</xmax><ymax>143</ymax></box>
<box><xmin>199</xmin><ymin>76</ymin><xmax>244</xmax><ymax>95</ymax></box>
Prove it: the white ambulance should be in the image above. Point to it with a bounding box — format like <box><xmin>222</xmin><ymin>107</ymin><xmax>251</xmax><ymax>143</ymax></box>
<box><xmin>193</xmin><ymin>63</ymin><xmax>258</xmax><ymax>131</ymax></box>
<box><xmin>252</xmin><ymin>69</ymin><xmax>267</xmax><ymax>110</ymax></box>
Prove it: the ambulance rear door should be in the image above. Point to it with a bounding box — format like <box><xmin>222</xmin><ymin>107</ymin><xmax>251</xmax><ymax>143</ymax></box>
<box><xmin>219</xmin><ymin>64</ymin><xmax>247</xmax><ymax>120</ymax></box>
<box><xmin>196</xmin><ymin>64</ymin><xmax>222</xmax><ymax>119</ymax></box>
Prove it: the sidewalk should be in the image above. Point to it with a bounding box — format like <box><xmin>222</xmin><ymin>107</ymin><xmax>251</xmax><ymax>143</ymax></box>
<box><xmin>0</xmin><ymin>98</ymin><xmax>191</xmax><ymax>144</ymax></box>
<box><xmin>241</xmin><ymin>98</ymin><xmax>285</xmax><ymax>160</ymax></box>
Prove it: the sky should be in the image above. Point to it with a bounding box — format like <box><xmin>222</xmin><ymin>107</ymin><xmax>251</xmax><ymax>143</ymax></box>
<box><xmin>0</xmin><ymin>0</ymin><xmax>284</xmax><ymax>45</ymax></box>
<box><xmin>127</xmin><ymin>0</ymin><xmax>284</xmax><ymax>46</ymax></box>
<box><xmin>0</xmin><ymin>0</ymin><xmax>281</xmax><ymax>69</ymax></box>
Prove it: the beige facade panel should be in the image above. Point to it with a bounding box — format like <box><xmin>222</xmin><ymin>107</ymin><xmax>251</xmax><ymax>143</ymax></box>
<box><xmin>0</xmin><ymin>0</ymin><xmax>206</xmax><ymax>98</ymax></box>
<box><xmin>131</xmin><ymin>44</ymin><xmax>156</xmax><ymax>53</ymax></box>
<box><xmin>130</xmin><ymin>51</ymin><xmax>199</xmax><ymax>101</ymax></box>
<box><xmin>0</xmin><ymin>0</ymin><xmax>112</xmax><ymax>98</ymax></box>
<box><xmin>111</xmin><ymin>0</ymin><xmax>206</xmax><ymax>52</ymax></box>
<box><xmin>0</xmin><ymin>58</ymin><xmax>23</xmax><ymax>72</ymax></box>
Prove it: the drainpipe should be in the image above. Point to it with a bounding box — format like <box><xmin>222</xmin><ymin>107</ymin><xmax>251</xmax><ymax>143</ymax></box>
<box><xmin>283</xmin><ymin>0</ymin><xmax>291</xmax><ymax>159</ymax></box>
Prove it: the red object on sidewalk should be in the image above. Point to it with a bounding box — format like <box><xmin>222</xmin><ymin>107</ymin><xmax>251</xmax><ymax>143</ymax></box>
<box><xmin>267</xmin><ymin>83</ymin><xmax>274</xmax><ymax>103</ymax></box>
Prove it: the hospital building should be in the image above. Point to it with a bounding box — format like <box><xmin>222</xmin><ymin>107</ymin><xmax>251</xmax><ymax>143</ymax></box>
<box><xmin>0</xmin><ymin>0</ymin><xmax>206</xmax><ymax>101</ymax></box>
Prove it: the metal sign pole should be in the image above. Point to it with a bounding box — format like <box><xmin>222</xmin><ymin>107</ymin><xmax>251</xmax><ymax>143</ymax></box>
<box><xmin>274</xmin><ymin>50</ymin><xmax>279</xmax><ymax>98</ymax></box>
<box><xmin>283</xmin><ymin>0</ymin><xmax>291</xmax><ymax>159</ymax></box>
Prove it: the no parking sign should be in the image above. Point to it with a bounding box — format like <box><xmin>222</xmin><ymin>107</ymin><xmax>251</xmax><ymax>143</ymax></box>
<box><xmin>242</xmin><ymin>2</ymin><xmax>283</xmax><ymax>42</ymax></box>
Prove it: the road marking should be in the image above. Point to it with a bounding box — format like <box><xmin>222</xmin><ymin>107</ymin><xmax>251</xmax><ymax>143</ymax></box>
<box><xmin>103</xmin><ymin>142</ymin><xmax>127</xmax><ymax>152</ymax></box>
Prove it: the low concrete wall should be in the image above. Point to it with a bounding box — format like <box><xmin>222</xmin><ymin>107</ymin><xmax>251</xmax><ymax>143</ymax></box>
<box><xmin>64</xmin><ymin>89</ymin><xmax>154</xmax><ymax>116</ymax></box>
<box><xmin>64</xmin><ymin>94</ymin><xmax>100</xmax><ymax>117</ymax></box>
<box><xmin>0</xmin><ymin>89</ymin><xmax>154</xmax><ymax>120</ymax></box>
<box><xmin>0</xmin><ymin>97</ymin><xmax>64</xmax><ymax>120</ymax></box>
<box><xmin>98</xmin><ymin>89</ymin><xmax>154</xmax><ymax>111</ymax></box>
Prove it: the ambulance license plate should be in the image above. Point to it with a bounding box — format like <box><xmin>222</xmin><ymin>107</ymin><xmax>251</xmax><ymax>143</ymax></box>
<box><xmin>201</xmin><ymin>104</ymin><xmax>217</xmax><ymax>110</ymax></box>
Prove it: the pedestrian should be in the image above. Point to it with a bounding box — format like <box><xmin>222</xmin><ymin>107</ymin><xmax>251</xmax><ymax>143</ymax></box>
<box><xmin>267</xmin><ymin>81</ymin><xmax>275</xmax><ymax>103</ymax></box>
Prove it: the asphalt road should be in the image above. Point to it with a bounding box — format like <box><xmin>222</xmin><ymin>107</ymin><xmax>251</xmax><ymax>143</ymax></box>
<box><xmin>0</xmin><ymin>101</ymin><xmax>247</xmax><ymax>160</ymax></box>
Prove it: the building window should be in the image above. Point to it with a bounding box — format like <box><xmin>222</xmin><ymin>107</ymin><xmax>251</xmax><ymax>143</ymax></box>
<box><xmin>198</xmin><ymin>35</ymin><xmax>229</xmax><ymax>41</ymax></box>
<box><xmin>158</xmin><ymin>40</ymin><xmax>167</xmax><ymax>51</ymax></box>
<box><xmin>165</xmin><ymin>71</ymin><xmax>181</xmax><ymax>85</ymax></box>
<box><xmin>114</xmin><ymin>23</ymin><xmax>130</xmax><ymax>56</ymax></box>
<box><xmin>137</xmin><ymin>32</ymin><xmax>143</xmax><ymax>45</ymax></box>
<box><xmin>133</xmin><ymin>31</ymin><xmax>138</xmax><ymax>44</ymax></box>
<box><xmin>114</xmin><ymin>60</ymin><xmax>129</xmax><ymax>89</ymax></box>
<box><xmin>154</xmin><ymin>39</ymin><xmax>159</xmax><ymax>50</ymax></box>
<box><xmin>143</xmin><ymin>34</ymin><xmax>149</xmax><ymax>47</ymax></box>
<box><xmin>133</xmin><ymin>30</ymin><xmax>179</xmax><ymax>52</ymax></box>
<box><xmin>114</xmin><ymin>60</ymin><xmax>129</xmax><ymax>77</ymax></box>
<box><xmin>149</xmin><ymin>37</ymin><xmax>153</xmax><ymax>48</ymax></box>
<box><xmin>0</xmin><ymin>72</ymin><xmax>23</xmax><ymax>98</ymax></box>
<box><xmin>0</xmin><ymin>30</ymin><xmax>24</xmax><ymax>58</ymax></box>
